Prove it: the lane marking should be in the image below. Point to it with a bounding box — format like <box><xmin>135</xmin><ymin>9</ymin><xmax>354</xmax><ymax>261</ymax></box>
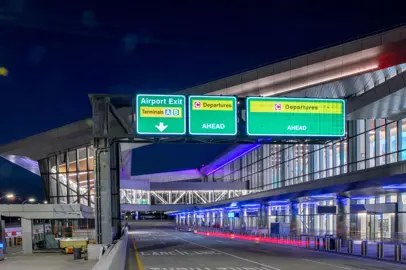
<box><xmin>176</xmin><ymin>236</ymin><xmax>281</xmax><ymax>270</ymax></box>
<box><xmin>174</xmin><ymin>249</ymin><xmax>185</xmax><ymax>255</ymax></box>
<box><xmin>302</xmin><ymin>259</ymin><xmax>351</xmax><ymax>270</ymax></box>
<box><xmin>131</xmin><ymin>235</ymin><xmax>145</xmax><ymax>270</ymax></box>
<box><xmin>249</xmin><ymin>247</ymin><xmax>274</xmax><ymax>254</ymax></box>
<box><xmin>7</xmin><ymin>250</ymin><xmax>23</xmax><ymax>256</ymax></box>
<box><xmin>216</xmin><ymin>240</ymin><xmax>227</xmax><ymax>244</ymax></box>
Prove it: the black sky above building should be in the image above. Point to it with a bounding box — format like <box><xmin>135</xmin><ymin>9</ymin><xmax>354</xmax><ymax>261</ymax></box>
<box><xmin>0</xmin><ymin>1</ymin><xmax>405</xmax><ymax>198</ymax></box>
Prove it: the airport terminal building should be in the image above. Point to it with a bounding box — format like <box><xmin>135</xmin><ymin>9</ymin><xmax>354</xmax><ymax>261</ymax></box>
<box><xmin>2</xmin><ymin>25</ymin><xmax>406</xmax><ymax>245</ymax></box>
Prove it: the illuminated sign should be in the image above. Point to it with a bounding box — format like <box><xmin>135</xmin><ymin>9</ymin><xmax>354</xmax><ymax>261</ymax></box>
<box><xmin>136</xmin><ymin>94</ymin><xmax>186</xmax><ymax>135</ymax></box>
<box><xmin>246</xmin><ymin>97</ymin><xmax>345</xmax><ymax>137</ymax></box>
<box><xmin>0</xmin><ymin>67</ymin><xmax>8</xmax><ymax>76</ymax></box>
<box><xmin>188</xmin><ymin>95</ymin><xmax>237</xmax><ymax>136</ymax></box>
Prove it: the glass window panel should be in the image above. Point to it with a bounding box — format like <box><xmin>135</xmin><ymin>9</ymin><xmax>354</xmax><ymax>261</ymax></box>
<box><xmin>49</xmin><ymin>156</ymin><xmax>57</xmax><ymax>173</ymax></box>
<box><xmin>378</xmin><ymin>119</ymin><xmax>386</xmax><ymax>166</ymax></box>
<box><xmin>321</xmin><ymin>147</ymin><xmax>326</xmax><ymax>178</ymax></box>
<box><xmin>78</xmin><ymin>147</ymin><xmax>87</xmax><ymax>160</ymax></box>
<box><xmin>334</xmin><ymin>142</ymin><xmax>340</xmax><ymax>175</ymax></box>
<box><xmin>402</xmin><ymin>120</ymin><xmax>406</xmax><ymax>161</ymax></box>
<box><xmin>49</xmin><ymin>174</ymin><xmax>58</xmax><ymax>201</ymax></box>
<box><xmin>57</xmin><ymin>153</ymin><xmax>67</xmax><ymax>173</ymax></box>
<box><xmin>68</xmin><ymin>150</ymin><xmax>77</xmax><ymax>172</ymax></box>
<box><xmin>327</xmin><ymin>143</ymin><xmax>333</xmax><ymax>177</ymax></box>
<box><xmin>88</xmin><ymin>157</ymin><xmax>94</xmax><ymax>171</ymax></box>
<box><xmin>389</xmin><ymin>121</ymin><xmax>397</xmax><ymax>163</ymax></box>
<box><xmin>88</xmin><ymin>147</ymin><xmax>95</xmax><ymax>158</ymax></box>
<box><xmin>366</xmin><ymin>120</ymin><xmax>375</xmax><ymax>168</ymax></box>
<box><xmin>356</xmin><ymin>120</ymin><xmax>366</xmax><ymax>170</ymax></box>
<box><xmin>313</xmin><ymin>145</ymin><xmax>320</xmax><ymax>180</ymax></box>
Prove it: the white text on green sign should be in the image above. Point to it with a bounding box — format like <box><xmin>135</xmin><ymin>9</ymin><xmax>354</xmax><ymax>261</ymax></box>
<box><xmin>188</xmin><ymin>95</ymin><xmax>237</xmax><ymax>136</ymax></box>
<box><xmin>136</xmin><ymin>94</ymin><xmax>186</xmax><ymax>135</ymax></box>
<box><xmin>246</xmin><ymin>97</ymin><xmax>345</xmax><ymax>137</ymax></box>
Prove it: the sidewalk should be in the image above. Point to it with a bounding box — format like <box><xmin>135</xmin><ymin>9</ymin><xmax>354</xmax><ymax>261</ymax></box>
<box><xmin>1</xmin><ymin>253</ymin><xmax>97</xmax><ymax>270</ymax></box>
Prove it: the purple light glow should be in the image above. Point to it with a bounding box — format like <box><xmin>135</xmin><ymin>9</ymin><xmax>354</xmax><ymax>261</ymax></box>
<box><xmin>131</xmin><ymin>168</ymin><xmax>202</xmax><ymax>182</ymax></box>
<box><xmin>268</xmin><ymin>200</ymin><xmax>289</xmax><ymax>204</ymax></box>
<box><xmin>1</xmin><ymin>155</ymin><xmax>40</xmax><ymax>175</ymax></box>
<box><xmin>241</xmin><ymin>204</ymin><xmax>260</xmax><ymax>208</ymax></box>
<box><xmin>382</xmin><ymin>184</ymin><xmax>406</xmax><ymax>189</ymax></box>
<box><xmin>201</xmin><ymin>144</ymin><xmax>261</xmax><ymax>176</ymax></box>
<box><xmin>351</xmin><ymin>196</ymin><xmax>373</xmax><ymax>200</ymax></box>
<box><xmin>310</xmin><ymin>194</ymin><xmax>336</xmax><ymax>199</ymax></box>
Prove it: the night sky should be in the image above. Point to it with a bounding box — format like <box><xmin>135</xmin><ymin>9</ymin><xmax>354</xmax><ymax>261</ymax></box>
<box><xmin>0</xmin><ymin>1</ymin><xmax>405</xmax><ymax>198</ymax></box>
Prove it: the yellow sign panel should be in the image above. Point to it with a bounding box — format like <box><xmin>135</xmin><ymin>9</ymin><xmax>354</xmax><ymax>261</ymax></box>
<box><xmin>191</xmin><ymin>100</ymin><xmax>233</xmax><ymax>111</ymax></box>
<box><xmin>249</xmin><ymin>100</ymin><xmax>343</xmax><ymax>114</ymax></box>
<box><xmin>139</xmin><ymin>107</ymin><xmax>182</xmax><ymax>118</ymax></box>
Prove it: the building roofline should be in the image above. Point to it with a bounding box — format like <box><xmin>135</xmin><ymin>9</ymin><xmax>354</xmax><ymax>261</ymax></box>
<box><xmin>178</xmin><ymin>23</ymin><xmax>406</xmax><ymax>93</ymax></box>
<box><xmin>2</xmin><ymin>25</ymin><xmax>406</xmax><ymax>160</ymax></box>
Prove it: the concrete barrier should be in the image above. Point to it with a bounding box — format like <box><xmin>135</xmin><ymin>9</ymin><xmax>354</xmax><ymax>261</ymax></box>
<box><xmin>92</xmin><ymin>229</ymin><xmax>128</xmax><ymax>270</ymax></box>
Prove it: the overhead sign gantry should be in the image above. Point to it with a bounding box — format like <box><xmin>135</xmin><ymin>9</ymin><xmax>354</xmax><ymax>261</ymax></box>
<box><xmin>134</xmin><ymin>94</ymin><xmax>345</xmax><ymax>143</ymax></box>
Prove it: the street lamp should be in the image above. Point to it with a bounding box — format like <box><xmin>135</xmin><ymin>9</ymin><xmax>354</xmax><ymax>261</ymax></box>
<box><xmin>43</xmin><ymin>200</ymin><xmax>48</xmax><ymax>204</ymax></box>
<box><xmin>0</xmin><ymin>193</ymin><xmax>15</xmax><ymax>201</ymax></box>
<box><xmin>22</xmin><ymin>197</ymin><xmax>36</xmax><ymax>204</ymax></box>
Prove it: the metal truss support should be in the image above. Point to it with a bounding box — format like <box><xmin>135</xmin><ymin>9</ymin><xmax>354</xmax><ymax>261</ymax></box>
<box><xmin>120</xmin><ymin>189</ymin><xmax>252</xmax><ymax>205</ymax></box>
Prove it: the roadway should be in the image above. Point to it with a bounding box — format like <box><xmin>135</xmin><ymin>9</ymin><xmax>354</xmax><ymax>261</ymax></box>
<box><xmin>126</xmin><ymin>226</ymin><xmax>406</xmax><ymax>270</ymax></box>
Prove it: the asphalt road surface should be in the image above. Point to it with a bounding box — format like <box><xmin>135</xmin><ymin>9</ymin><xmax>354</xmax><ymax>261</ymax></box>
<box><xmin>125</xmin><ymin>227</ymin><xmax>405</xmax><ymax>270</ymax></box>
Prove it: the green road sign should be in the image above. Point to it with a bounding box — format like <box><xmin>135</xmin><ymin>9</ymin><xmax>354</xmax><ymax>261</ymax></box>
<box><xmin>246</xmin><ymin>97</ymin><xmax>345</xmax><ymax>137</ymax></box>
<box><xmin>188</xmin><ymin>95</ymin><xmax>237</xmax><ymax>136</ymax></box>
<box><xmin>136</xmin><ymin>94</ymin><xmax>186</xmax><ymax>135</ymax></box>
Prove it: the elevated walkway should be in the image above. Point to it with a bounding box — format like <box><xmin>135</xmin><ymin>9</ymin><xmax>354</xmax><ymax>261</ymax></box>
<box><xmin>121</xmin><ymin>204</ymin><xmax>200</xmax><ymax>212</ymax></box>
<box><xmin>121</xmin><ymin>179</ymin><xmax>248</xmax><ymax>190</ymax></box>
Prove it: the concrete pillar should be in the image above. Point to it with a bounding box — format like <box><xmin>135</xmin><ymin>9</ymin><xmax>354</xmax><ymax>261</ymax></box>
<box><xmin>94</xmin><ymin>139</ymin><xmax>113</xmax><ymax>245</ymax></box>
<box><xmin>290</xmin><ymin>202</ymin><xmax>299</xmax><ymax>235</ymax></box>
<box><xmin>22</xmin><ymin>218</ymin><xmax>33</xmax><ymax>254</ymax></box>
<box><xmin>336</xmin><ymin>196</ymin><xmax>350</xmax><ymax>247</ymax></box>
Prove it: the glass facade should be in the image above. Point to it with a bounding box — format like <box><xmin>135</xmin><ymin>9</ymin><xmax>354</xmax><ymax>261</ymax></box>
<box><xmin>39</xmin><ymin>146</ymin><xmax>95</xmax><ymax>207</ymax></box>
<box><xmin>197</xmin><ymin>119</ymin><xmax>406</xmax><ymax>240</ymax></box>
<box><xmin>208</xmin><ymin>119</ymin><xmax>406</xmax><ymax>191</ymax></box>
